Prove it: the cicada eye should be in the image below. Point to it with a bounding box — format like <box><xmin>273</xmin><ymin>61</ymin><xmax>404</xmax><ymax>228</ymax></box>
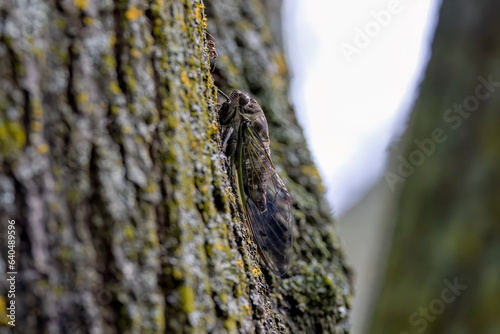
<box><xmin>239</xmin><ymin>93</ymin><xmax>250</xmax><ymax>106</ymax></box>
<box><xmin>228</xmin><ymin>90</ymin><xmax>251</xmax><ymax>107</ymax></box>
<box><xmin>219</xmin><ymin>102</ymin><xmax>235</xmax><ymax>125</ymax></box>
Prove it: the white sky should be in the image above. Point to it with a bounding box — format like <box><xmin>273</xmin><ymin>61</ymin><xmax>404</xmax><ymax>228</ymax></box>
<box><xmin>283</xmin><ymin>0</ymin><xmax>441</xmax><ymax>215</ymax></box>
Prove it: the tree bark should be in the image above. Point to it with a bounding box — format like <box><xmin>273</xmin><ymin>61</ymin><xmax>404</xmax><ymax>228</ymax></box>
<box><xmin>370</xmin><ymin>1</ymin><xmax>500</xmax><ymax>333</ymax></box>
<box><xmin>0</xmin><ymin>0</ymin><xmax>352</xmax><ymax>333</ymax></box>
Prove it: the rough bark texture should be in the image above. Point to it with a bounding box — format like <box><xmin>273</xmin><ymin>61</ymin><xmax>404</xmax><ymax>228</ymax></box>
<box><xmin>370</xmin><ymin>1</ymin><xmax>500</xmax><ymax>333</ymax></box>
<box><xmin>0</xmin><ymin>0</ymin><xmax>352</xmax><ymax>333</ymax></box>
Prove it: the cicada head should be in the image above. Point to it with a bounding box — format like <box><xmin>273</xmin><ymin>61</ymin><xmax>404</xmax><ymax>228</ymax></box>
<box><xmin>227</xmin><ymin>90</ymin><xmax>263</xmax><ymax>121</ymax></box>
<box><xmin>218</xmin><ymin>89</ymin><xmax>249</xmax><ymax>125</ymax></box>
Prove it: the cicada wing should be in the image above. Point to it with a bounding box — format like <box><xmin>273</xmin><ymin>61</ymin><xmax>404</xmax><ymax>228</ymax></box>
<box><xmin>245</xmin><ymin>172</ymin><xmax>293</xmax><ymax>276</ymax></box>
<box><xmin>242</xmin><ymin>126</ymin><xmax>293</xmax><ymax>276</ymax></box>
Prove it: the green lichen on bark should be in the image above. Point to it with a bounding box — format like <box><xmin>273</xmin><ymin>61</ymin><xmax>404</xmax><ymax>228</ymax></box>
<box><xmin>0</xmin><ymin>0</ymin><xmax>352</xmax><ymax>333</ymax></box>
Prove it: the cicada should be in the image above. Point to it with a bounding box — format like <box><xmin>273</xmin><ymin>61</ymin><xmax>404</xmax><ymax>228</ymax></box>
<box><xmin>218</xmin><ymin>89</ymin><xmax>293</xmax><ymax>276</ymax></box>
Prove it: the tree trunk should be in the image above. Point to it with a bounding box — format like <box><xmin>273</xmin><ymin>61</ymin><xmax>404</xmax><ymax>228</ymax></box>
<box><xmin>370</xmin><ymin>1</ymin><xmax>500</xmax><ymax>333</ymax></box>
<box><xmin>0</xmin><ymin>1</ymin><xmax>352</xmax><ymax>333</ymax></box>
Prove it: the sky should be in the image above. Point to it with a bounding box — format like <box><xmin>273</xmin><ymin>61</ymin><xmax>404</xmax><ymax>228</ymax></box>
<box><xmin>282</xmin><ymin>0</ymin><xmax>442</xmax><ymax>215</ymax></box>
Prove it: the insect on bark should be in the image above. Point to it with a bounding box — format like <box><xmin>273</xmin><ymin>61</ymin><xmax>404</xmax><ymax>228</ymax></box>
<box><xmin>206</xmin><ymin>32</ymin><xmax>218</xmax><ymax>72</ymax></box>
<box><xmin>218</xmin><ymin>89</ymin><xmax>293</xmax><ymax>276</ymax></box>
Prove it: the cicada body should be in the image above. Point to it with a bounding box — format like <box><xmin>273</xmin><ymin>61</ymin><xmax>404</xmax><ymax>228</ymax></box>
<box><xmin>218</xmin><ymin>89</ymin><xmax>293</xmax><ymax>276</ymax></box>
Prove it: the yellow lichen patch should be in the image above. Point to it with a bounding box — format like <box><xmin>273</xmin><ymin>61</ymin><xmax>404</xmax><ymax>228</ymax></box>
<box><xmin>76</xmin><ymin>93</ymin><xmax>89</xmax><ymax>104</ymax></box>
<box><xmin>124</xmin><ymin>67</ymin><xmax>137</xmax><ymax>89</ymax></box>
<box><xmin>154</xmin><ymin>306</ymin><xmax>165</xmax><ymax>332</ymax></box>
<box><xmin>74</xmin><ymin>0</ymin><xmax>88</xmax><ymax>10</ymax></box>
<box><xmin>49</xmin><ymin>201</ymin><xmax>60</xmax><ymax>212</ymax></box>
<box><xmin>271</xmin><ymin>75</ymin><xmax>285</xmax><ymax>91</ymax></box>
<box><xmin>56</xmin><ymin>19</ymin><xmax>66</xmax><ymax>30</ymax></box>
<box><xmin>144</xmin><ymin>182</ymin><xmax>158</xmax><ymax>194</ymax></box>
<box><xmin>215</xmin><ymin>244</ymin><xmax>226</xmax><ymax>252</ymax></box>
<box><xmin>37</xmin><ymin>143</ymin><xmax>49</xmax><ymax>155</ymax></box>
<box><xmin>148</xmin><ymin>227</ymin><xmax>160</xmax><ymax>249</ymax></box>
<box><xmin>252</xmin><ymin>267</ymin><xmax>262</xmax><ymax>277</ymax></box>
<box><xmin>124</xmin><ymin>225</ymin><xmax>135</xmax><ymax>240</ymax></box>
<box><xmin>37</xmin><ymin>280</ymin><xmax>49</xmax><ymax>290</ymax></box>
<box><xmin>122</xmin><ymin>125</ymin><xmax>133</xmax><ymax>134</ymax></box>
<box><xmin>83</xmin><ymin>16</ymin><xmax>94</xmax><ymax>26</ymax></box>
<box><xmin>179</xmin><ymin>286</ymin><xmax>195</xmax><ymax>313</ymax></box>
<box><xmin>31</xmin><ymin>121</ymin><xmax>43</xmax><ymax>133</ymax></box>
<box><xmin>236</xmin><ymin>260</ymin><xmax>244</xmax><ymax>269</ymax></box>
<box><xmin>300</xmin><ymin>164</ymin><xmax>321</xmax><ymax>179</ymax></box>
<box><xmin>0</xmin><ymin>121</ymin><xmax>26</xmax><ymax>157</ymax></box>
<box><xmin>180</xmin><ymin>21</ymin><xmax>187</xmax><ymax>34</ymax></box>
<box><xmin>33</xmin><ymin>103</ymin><xmax>44</xmax><ymax>119</ymax></box>
<box><xmin>52</xmin><ymin>285</ymin><xmax>64</xmax><ymax>295</ymax></box>
<box><xmin>180</xmin><ymin>71</ymin><xmax>190</xmax><ymax>87</ymax></box>
<box><xmin>59</xmin><ymin>248</ymin><xmax>71</xmax><ymax>260</ymax></box>
<box><xmin>130</xmin><ymin>48</ymin><xmax>142</xmax><ymax>59</ymax></box>
<box><xmin>273</xmin><ymin>52</ymin><xmax>288</xmax><ymax>75</ymax></box>
<box><xmin>208</xmin><ymin>123</ymin><xmax>219</xmax><ymax>137</ymax></box>
<box><xmin>110</xmin><ymin>82</ymin><xmax>122</xmax><ymax>95</ymax></box>
<box><xmin>110</xmin><ymin>105</ymin><xmax>120</xmax><ymax>116</ymax></box>
<box><xmin>32</xmin><ymin>48</ymin><xmax>45</xmax><ymax>62</ymax></box>
<box><xmin>206</xmin><ymin>244</ymin><xmax>213</xmax><ymax>257</ymax></box>
<box><xmin>103</xmin><ymin>55</ymin><xmax>117</xmax><ymax>71</ymax></box>
<box><xmin>300</xmin><ymin>164</ymin><xmax>325</xmax><ymax>192</ymax></box>
<box><xmin>173</xmin><ymin>268</ymin><xmax>183</xmax><ymax>280</ymax></box>
<box><xmin>261</xmin><ymin>27</ymin><xmax>273</xmax><ymax>44</ymax></box>
<box><xmin>199</xmin><ymin>3</ymin><xmax>208</xmax><ymax>29</ymax></box>
<box><xmin>194</xmin><ymin>5</ymin><xmax>202</xmax><ymax>22</ymax></box>
<box><xmin>125</xmin><ymin>7</ymin><xmax>143</xmax><ymax>21</ymax></box>
<box><xmin>152</xmin><ymin>0</ymin><xmax>165</xmax><ymax>12</ymax></box>
<box><xmin>224</xmin><ymin>317</ymin><xmax>237</xmax><ymax>332</ymax></box>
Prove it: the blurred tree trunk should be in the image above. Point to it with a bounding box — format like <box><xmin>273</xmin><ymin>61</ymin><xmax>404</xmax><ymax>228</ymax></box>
<box><xmin>0</xmin><ymin>0</ymin><xmax>352</xmax><ymax>333</ymax></box>
<box><xmin>370</xmin><ymin>1</ymin><xmax>500</xmax><ymax>333</ymax></box>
